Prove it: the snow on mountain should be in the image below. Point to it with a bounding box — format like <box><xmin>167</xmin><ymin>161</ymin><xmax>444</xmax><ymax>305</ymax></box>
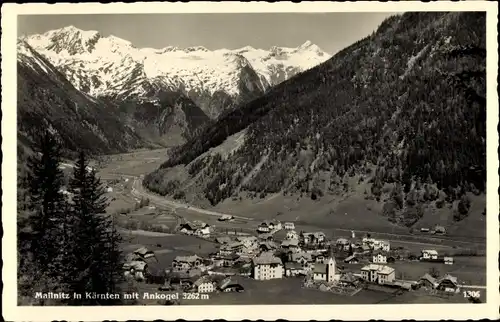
<box><xmin>21</xmin><ymin>26</ymin><xmax>331</xmax><ymax>117</ymax></box>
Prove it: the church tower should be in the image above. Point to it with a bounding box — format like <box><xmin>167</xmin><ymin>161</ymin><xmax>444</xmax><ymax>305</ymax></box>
<box><xmin>327</xmin><ymin>248</ymin><xmax>336</xmax><ymax>282</ymax></box>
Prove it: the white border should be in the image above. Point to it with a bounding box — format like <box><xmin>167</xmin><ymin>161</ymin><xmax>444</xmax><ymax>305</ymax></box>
<box><xmin>2</xmin><ymin>1</ymin><xmax>499</xmax><ymax>321</ymax></box>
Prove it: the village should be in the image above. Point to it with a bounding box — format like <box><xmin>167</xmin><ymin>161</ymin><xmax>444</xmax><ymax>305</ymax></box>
<box><xmin>121</xmin><ymin>214</ymin><xmax>476</xmax><ymax>305</ymax></box>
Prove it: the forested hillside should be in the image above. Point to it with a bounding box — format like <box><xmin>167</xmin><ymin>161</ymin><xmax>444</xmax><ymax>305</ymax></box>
<box><xmin>144</xmin><ymin>12</ymin><xmax>486</xmax><ymax>228</ymax></box>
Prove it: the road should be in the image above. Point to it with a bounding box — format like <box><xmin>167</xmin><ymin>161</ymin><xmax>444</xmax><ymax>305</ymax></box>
<box><xmin>100</xmin><ymin>172</ymin><xmax>485</xmax><ymax>250</ymax></box>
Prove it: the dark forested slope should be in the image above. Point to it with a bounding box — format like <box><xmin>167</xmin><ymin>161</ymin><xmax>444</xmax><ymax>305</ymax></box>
<box><xmin>144</xmin><ymin>12</ymin><xmax>486</xmax><ymax>228</ymax></box>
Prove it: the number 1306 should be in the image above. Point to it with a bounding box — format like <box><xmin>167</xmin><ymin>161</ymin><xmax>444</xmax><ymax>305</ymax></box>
<box><xmin>463</xmin><ymin>290</ymin><xmax>481</xmax><ymax>298</ymax></box>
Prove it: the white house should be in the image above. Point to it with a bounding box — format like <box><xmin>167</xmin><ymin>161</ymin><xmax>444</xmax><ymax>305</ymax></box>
<box><xmin>194</xmin><ymin>226</ymin><xmax>211</xmax><ymax>238</ymax></box>
<box><xmin>302</xmin><ymin>232</ymin><xmax>326</xmax><ymax>245</ymax></box>
<box><xmin>444</xmin><ymin>257</ymin><xmax>454</xmax><ymax>265</ymax></box>
<box><xmin>106</xmin><ymin>186</ymin><xmax>113</xmax><ymax>193</ymax></box>
<box><xmin>172</xmin><ymin>255</ymin><xmax>203</xmax><ymax>271</ymax></box>
<box><xmin>284</xmin><ymin>222</ymin><xmax>295</xmax><ymax>230</ymax></box>
<box><xmin>421</xmin><ymin>249</ymin><xmax>439</xmax><ymax>260</ymax></box>
<box><xmin>257</xmin><ymin>222</ymin><xmax>271</xmax><ymax>233</ymax></box>
<box><xmin>286</xmin><ymin>230</ymin><xmax>299</xmax><ymax>240</ymax></box>
<box><xmin>313</xmin><ymin>255</ymin><xmax>337</xmax><ymax>282</ymax></box>
<box><xmin>193</xmin><ymin>276</ymin><xmax>215</xmax><ymax>293</ymax></box>
<box><xmin>360</xmin><ymin>264</ymin><xmax>395</xmax><ymax>284</ymax></box>
<box><xmin>372</xmin><ymin>252</ymin><xmax>387</xmax><ymax>264</ymax></box>
<box><xmin>379</xmin><ymin>240</ymin><xmax>390</xmax><ymax>252</ymax></box>
<box><xmin>252</xmin><ymin>253</ymin><xmax>284</xmax><ymax>280</ymax></box>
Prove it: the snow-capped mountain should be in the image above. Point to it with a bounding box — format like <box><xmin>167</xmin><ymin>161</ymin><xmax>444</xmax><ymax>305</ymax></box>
<box><xmin>21</xmin><ymin>26</ymin><xmax>331</xmax><ymax>118</ymax></box>
<box><xmin>17</xmin><ymin>39</ymin><xmax>210</xmax><ymax>154</ymax></box>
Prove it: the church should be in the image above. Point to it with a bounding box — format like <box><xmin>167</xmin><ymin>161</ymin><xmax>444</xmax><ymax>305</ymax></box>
<box><xmin>312</xmin><ymin>249</ymin><xmax>338</xmax><ymax>282</ymax></box>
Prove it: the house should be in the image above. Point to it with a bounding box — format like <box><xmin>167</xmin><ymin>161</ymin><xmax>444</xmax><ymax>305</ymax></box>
<box><xmin>312</xmin><ymin>253</ymin><xmax>337</xmax><ymax>282</ymax></box>
<box><xmin>133</xmin><ymin>247</ymin><xmax>156</xmax><ymax>260</ymax></box>
<box><xmin>387</xmin><ymin>256</ymin><xmax>396</xmax><ymax>263</ymax></box>
<box><xmin>258</xmin><ymin>233</ymin><xmax>274</xmax><ymax>241</ymax></box>
<box><xmin>236</xmin><ymin>236</ymin><xmax>258</xmax><ymax>247</ymax></box>
<box><xmin>194</xmin><ymin>226</ymin><xmax>211</xmax><ymax>238</ymax></box>
<box><xmin>216</xmin><ymin>237</ymin><xmax>232</xmax><ymax>245</ymax></box>
<box><xmin>436</xmin><ymin>274</ymin><xmax>460</xmax><ymax>293</ymax></box>
<box><xmin>218</xmin><ymin>214</ymin><xmax>234</xmax><ymax>221</ymax></box>
<box><xmin>372</xmin><ymin>252</ymin><xmax>387</xmax><ymax>264</ymax></box>
<box><xmin>420</xmin><ymin>227</ymin><xmax>430</xmax><ymax>233</ymax></box>
<box><xmin>218</xmin><ymin>277</ymin><xmax>245</xmax><ymax>292</ymax></box>
<box><xmin>336</xmin><ymin>238</ymin><xmax>351</xmax><ymax>252</ymax></box>
<box><xmin>418</xmin><ymin>273</ymin><xmax>438</xmax><ymax>289</ymax></box>
<box><xmin>444</xmin><ymin>257</ymin><xmax>454</xmax><ymax>265</ymax></box>
<box><xmin>172</xmin><ymin>255</ymin><xmax>203</xmax><ymax>271</ymax></box>
<box><xmin>193</xmin><ymin>276</ymin><xmax>215</xmax><ymax>293</ymax></box>
<box><xmin>286</xmin><ymin>230</ymin><xmax>299</xmax><ymax>240</ymax></box>
<box><xmin>284</xmin><ymin>262</ymin><xmax>306</xmax><ymax>277</ymax></box>
<box><xmin>315</xmin><ymin>253</ymin><xmax>326</xmax><ymax>263</ymax></box>
<box><xmin>259</xmin><ymin>241</ymin><xmax>278</xmax><ymax>252</ymax></box>
<box><xmin>434</xmin><ymin>225</ymin><xmax>446</xmax><ymax>235</ymax></box>
<box><xmin>284</xmin><ymin>222</ymin><xmax>295</xmax><ymax>230</ymax></box>
<box><xmin>106</xmin><ymin>187</ymin><xmax>113</xmax><ymax>193</ymax></box>
<box><xmin>360</xmin><ymin>264</ymin><xmax>395</xmax><ymax>284</ymax></box>
<box><xmin>302</xmin><ymin>232</ymin><xmax>326</xmax><ymax>245</ymax></box>
<box><xmin>344</xmin><ymin>255</ymin><xmax>359</xmax><ymax>264</ymax></box>
<box><xmin>252</xmin><ymin>253</ymin><xmax>284</xmax><ymax>280</ymax></box>
<box><xmin>221</xmin><ymin>253</ymin><xmax>240</xmax><ymax>267</ymax></box>
<box><xmin>124</xmin><ymin>261</ymin><xmax>147</xmax><ymax>281</ymax></box>
<box><xmin>281</xmin><ymin>239</ymin><xmax>300</xmax><ymax>252</ymax></box>
<box><xmin>421</xmin><ymin>249</ymin><xmax>439</xmax><ymax>260</ymax></box>
<box><xmin>271</xmin><ymin>220</ymin><xmax>282</xmax><ymax>231</ymax></box>
<box><xmin>339</xmin><ymin>272</ymin><xmax>360</xmax><ymax>288</ymax></box>
<box><xmin>257</xmin><ymin>222</ymin><xmax>271</xmax><ymax>233</ymax></box>
<box><xmin>379</xmin><ymin>240</ymin><xmax>390</xmax><ymax>252</ymax></box>
<box><xmin>219</xmin><ymin>242</ymin><xmax>243</xmax><ymax>256</ymax></box>
<box><xmin>291</xmin><ymin>252</ymin><xmax>314</xmax><ymax>270</ymax></box>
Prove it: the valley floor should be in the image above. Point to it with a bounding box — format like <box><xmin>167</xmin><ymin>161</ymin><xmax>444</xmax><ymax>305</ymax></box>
<box><xmin>93</xmin><ymin>148</ymin><xmax>487</xmax><ymax>305</ymax></box>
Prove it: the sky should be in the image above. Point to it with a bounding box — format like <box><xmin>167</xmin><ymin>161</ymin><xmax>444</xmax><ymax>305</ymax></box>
<box><xmin>18</xmin><ymin>13</ymin><xmax>399</xmax><ymax>55</ymax></box>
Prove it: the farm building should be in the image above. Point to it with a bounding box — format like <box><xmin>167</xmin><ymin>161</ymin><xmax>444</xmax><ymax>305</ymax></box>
<box><xmin>436</xmin><ymin>274</ymin><xmax>460</xmax><ymax>293</ymax></box>
<box><xmin>218</xmin><ymin>277</ymin><xmax>245</xmax><ymax>292</ymax></box>
<box><xmin>444</xmin><ymin>257</ymin><xmax>454</xmax><ymax>265</ymax></box>
<box><xmin>302</xmin><ymin>232</ymin><xmax>326</xmax><ymax>245</ymax></box>
<box><xmin>338</xmin><ymin>272</ymin><xmax>360</xmax><ymax>288</ymax></box>
<box><xmin>418</xmin><ymin>273</ymin><xmax>438</xmax><ymax>289</ymax></box>
<box><xmin>284</xmin><ymin>222</ymin><xmax>295</xmax><ymax>230</ymax></box>
<box><xmin>281</xmin><ymin>239</ymin><xmax>300</xmax><ymax>252</ymax></box>
<box><xmin>286</xmin><ymin>230</ymin><xmax>299</xmax><ymax>240</ymax></box>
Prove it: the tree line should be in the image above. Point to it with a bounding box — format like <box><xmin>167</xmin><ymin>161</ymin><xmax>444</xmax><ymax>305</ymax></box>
<box><xmin>18</xmin><ymin>132</ymin><xmax>123</xmax><ymax>305</ymax></box>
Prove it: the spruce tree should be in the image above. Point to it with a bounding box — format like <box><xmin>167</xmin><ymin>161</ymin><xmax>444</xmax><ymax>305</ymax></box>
<box><xmin>24</xmin><ymin>131</ymin><xmax>68</xmax><ymax>280</ymax></box>
<box><xmin>68</xmin><ymin>151</ymin><xmax>123</xmax><ymax>305</ymax></box>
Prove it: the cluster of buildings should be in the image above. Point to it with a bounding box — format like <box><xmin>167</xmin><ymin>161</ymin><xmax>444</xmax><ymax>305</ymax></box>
<box><xmin>123</xmin><ymin>218</ymin><xmax>461</xmax><ymax>298</ymax></box>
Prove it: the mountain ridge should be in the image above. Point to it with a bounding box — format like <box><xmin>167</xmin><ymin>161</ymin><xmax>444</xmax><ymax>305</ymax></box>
<box><xmin>143</xmin><ymin>12</ymin><xmax>486</xmax><ymax>230</ymax></box>
<box><xmin>22</xmin><ymin>26</ymin><xmax>331</xmax><ymax>118</ymax></box>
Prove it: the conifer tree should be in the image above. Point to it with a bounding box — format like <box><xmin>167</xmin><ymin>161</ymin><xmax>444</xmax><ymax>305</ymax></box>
<box><xmin>24</xmin><ymin>131</ymin><xmax>68</xmax><ymax>279</ymax></box>
<box><xmin>67</xmin><ymin>151</ymin><xmax>123</xmax><ymax>305</ymax></box>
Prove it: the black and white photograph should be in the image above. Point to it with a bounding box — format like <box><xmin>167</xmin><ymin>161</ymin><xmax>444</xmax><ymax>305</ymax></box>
<box><xmin>2</xmin><ymin>1</ymin><xmax>499</xmax><ymax>321</ymax></box>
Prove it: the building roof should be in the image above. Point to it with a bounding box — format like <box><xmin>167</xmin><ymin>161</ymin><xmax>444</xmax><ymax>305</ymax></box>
<box><xmin>422</xmin><ymin>249</ymin><xmax>438</xmax><ymax>255</ymax></box>
<box><xmin>336</xmin><ymin>238</ymin><xmax>350</xmax><ymax>245</ymax></box>
<box><xmin>344</xmin><ymin>255</ymin><xmax>358</xmax><ymax>262</ymax></box>
<box><xmin>252</xmin><ymin>253</ymin><xmax>283</xmax><ymax>265</ymax></box>
<box><xmin>281</xmin><ymin>239</ymin><xmax>299</xmax><ymax>247</ymax></box>
<box><xmin>284</xmin><ymin>222</ymin><xmax>295</xmax><ymax>226</ymax></box>
<box><xmin>291</xmin><ymin>252</ymin><xmax>313</xmax><ymax>262</ymax></box>
<box><xmin>285</xmin><ymin>262</ymin><xmax>303</xmax><ymax>270</ymax></box>
<box><xmin>236</xmin><ymin>236</ymin><xmax>258</xmax><ymax>243</ymax></box>
<box><xmin>193</xmin><ymin>276</ymin><xmax>212</xmax><ymax>287</ymax></box>
<box><xmin>419</xmin><ymin>273</ymin><xmax>437</xmax><ymax>285</ymax></box>
<box><xmin>134</xmin><ymin>247</ymin><xmax>153</xmax><ymax>256</ymax></box>
<box><xmin>216</xmin><ymin>237</ymin><xmax>232</xmax><ymax>244</ymax></box>
<box><xmin>258</xmin><ymin>233</ymin><xmax>274</xmax><ymax>239</ymax></box>
<box><xmin>313</xmin><ymin>263</ymin><xmax>327</xmax><ymax>274</ymax></box>
<box><xmin>340</xmin><ymin>272</ymin><xmax>359</xmax><ymax>283</ymax></box>
<box><xmin>361</xmin><ymin>264</ymin><xmax>394</xmax><ymax>275</ymax></box>
<box><xmin>173</xmin><ymin>255</ymin><xmax>203</xmax><ymax>263</ymax></box>
<box><xmin>438</xmin><ymin>274</ymin><xmax>458</xmax><ymax>286</ymax></box>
